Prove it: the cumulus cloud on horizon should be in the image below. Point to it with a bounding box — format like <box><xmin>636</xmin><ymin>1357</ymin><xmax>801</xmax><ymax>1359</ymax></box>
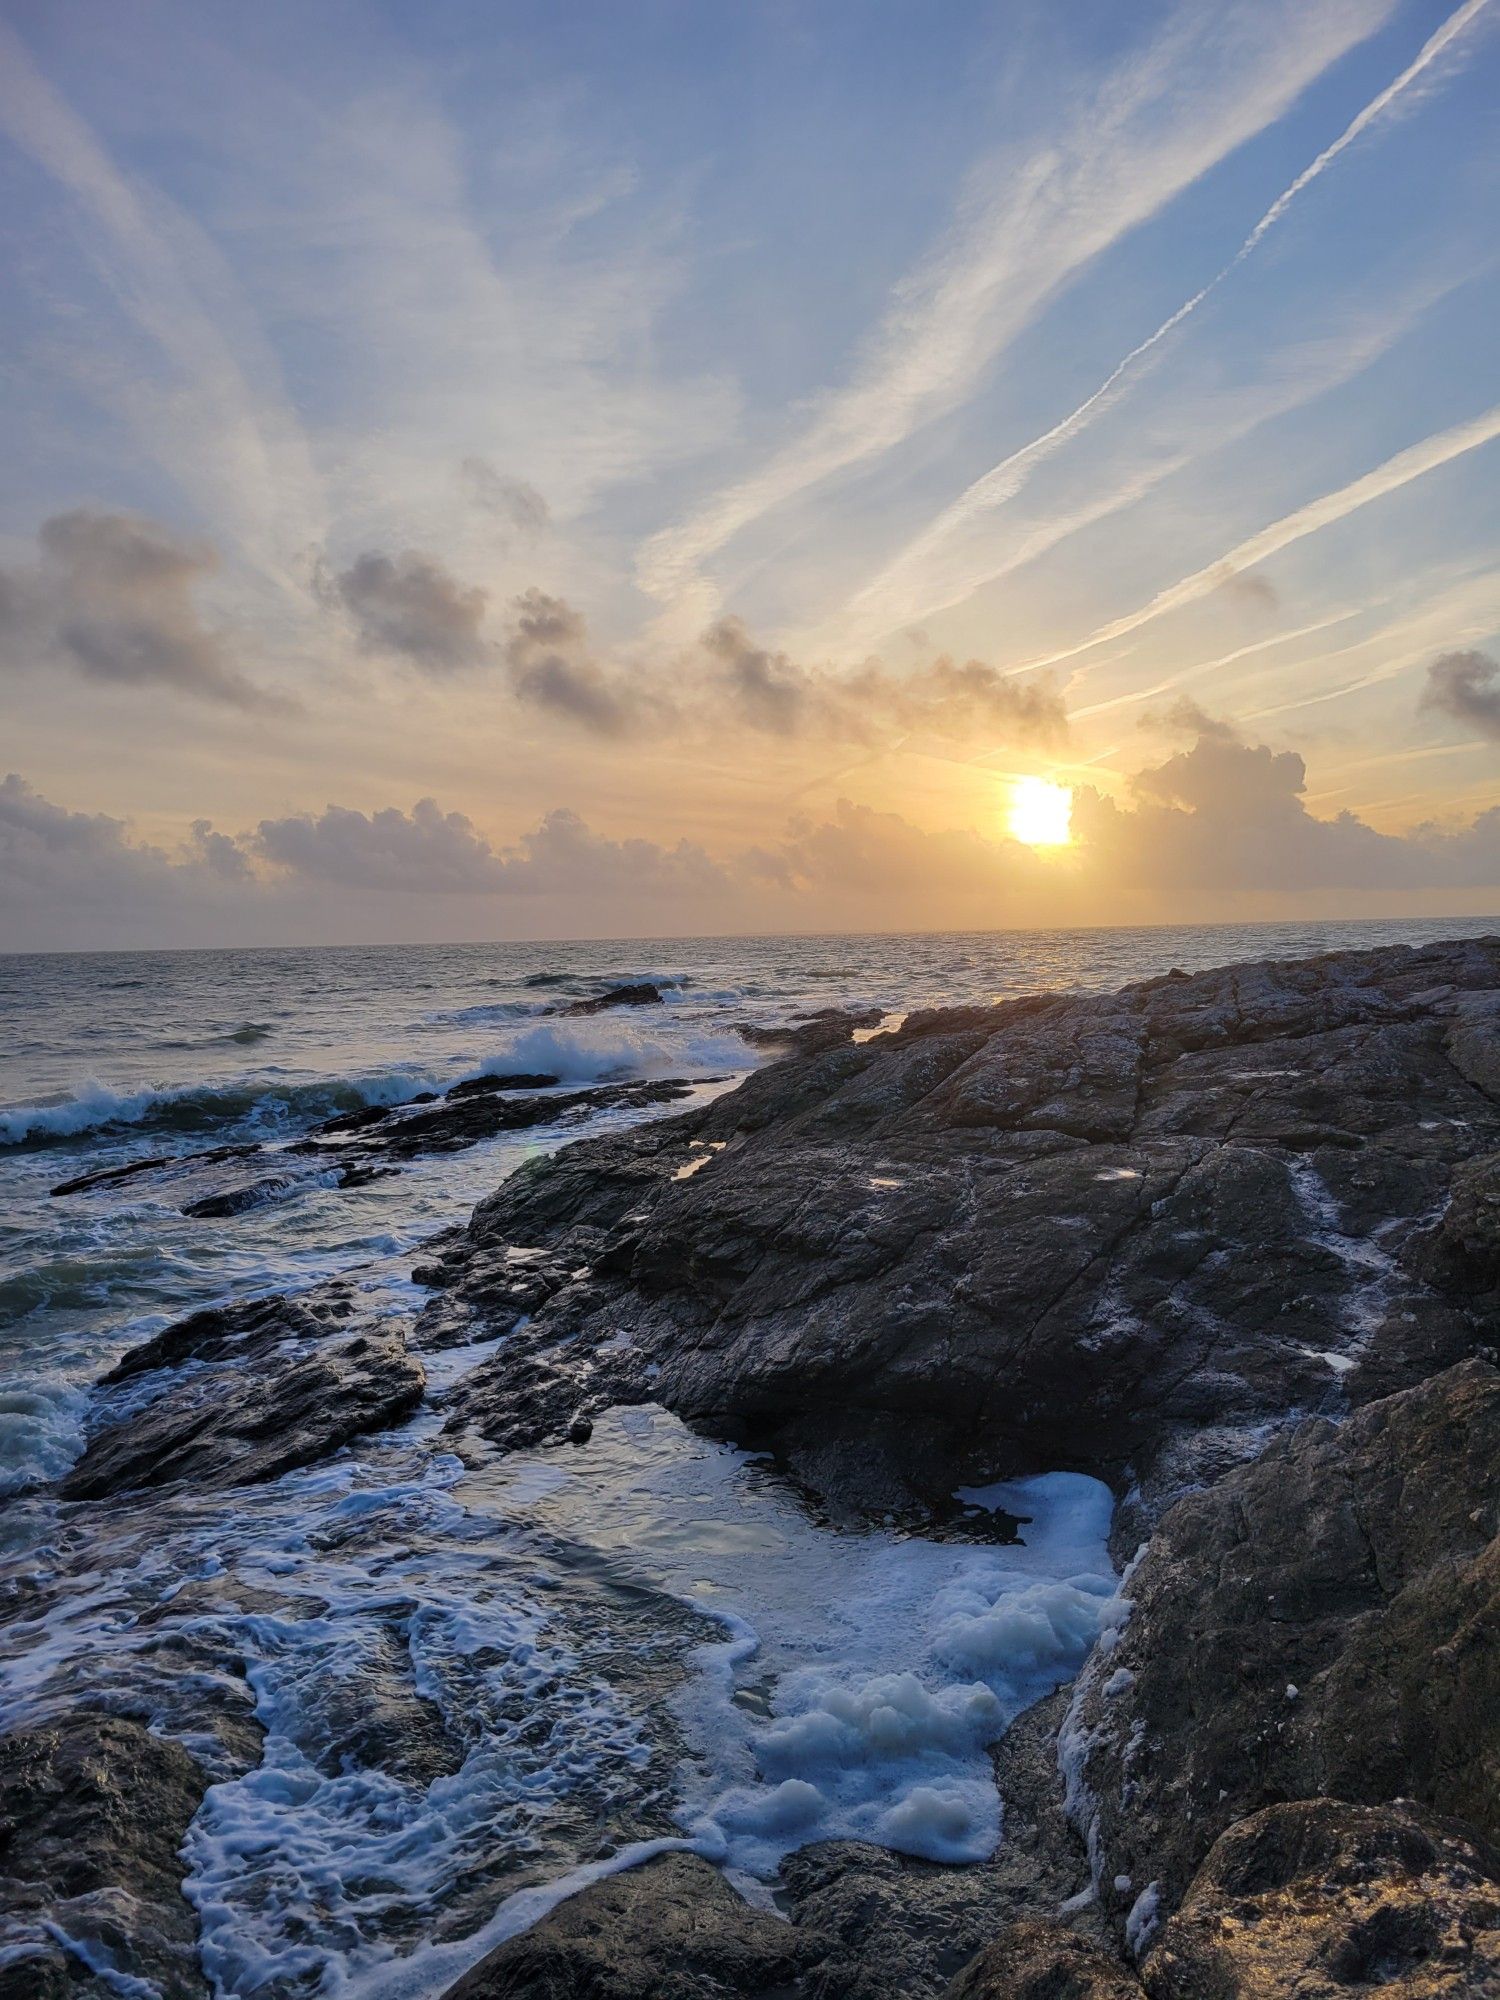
<box><xmin>6</xmin><ymin>707</ymin><xmax>1499</xmax><ymax>950</ymax></box>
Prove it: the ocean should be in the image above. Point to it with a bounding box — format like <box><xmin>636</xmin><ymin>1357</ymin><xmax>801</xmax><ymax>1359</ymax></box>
<box><xmin>1</xmin><ymin>915</ymin><xmax>1493</xmax><ymax>1995</ymax></box>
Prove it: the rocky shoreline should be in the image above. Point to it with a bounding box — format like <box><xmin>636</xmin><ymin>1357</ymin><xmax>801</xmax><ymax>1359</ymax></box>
<box><xmin>5</xmin><ymin>934</ymin><xmax>1500</xmax><ymax>1998</ymax></box>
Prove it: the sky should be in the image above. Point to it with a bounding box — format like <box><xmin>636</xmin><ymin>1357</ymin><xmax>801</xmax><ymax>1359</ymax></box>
<box><xmin>1</xmin><ymin>0</ymin><xmax>1498</xmax><ymax>948</ymax></box>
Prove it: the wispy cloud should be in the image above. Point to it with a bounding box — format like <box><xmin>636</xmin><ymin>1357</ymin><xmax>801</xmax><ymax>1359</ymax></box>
<box><xmin>1021</xmin><ymin>404</ymin><xmax>1500</xmax><ymax>677</ymax></box>
<box><xmin>831</xmin><ymin>0</ymin><xmax>1493</xmax><ymax>649</ymax></box>
<box><xmin>0</xmin><ymin>20</ymin><xmax>324</xmax><ymax>588</ymax></box>
<box><xmin>635</xmin><ymin>0</ymin><xmax>1395</xmax><ymax>625</ymax></box>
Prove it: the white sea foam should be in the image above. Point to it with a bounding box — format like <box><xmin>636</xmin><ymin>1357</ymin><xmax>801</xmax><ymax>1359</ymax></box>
<box><xmin>479</xmin><ymin>1018</ymin><xmax>755</xmax><ymax>1085</ymax></box>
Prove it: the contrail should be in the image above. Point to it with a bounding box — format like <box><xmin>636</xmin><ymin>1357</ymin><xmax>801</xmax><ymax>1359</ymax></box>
<box><xmin>842</xmin><ymin>0</ymin><xmax>1494</xmax><ymax>639</ymax></box>
<box><xmin>1019</xmin><ymin>402</ymin><xmax>1500</xmax><ymax>675</ymax></box>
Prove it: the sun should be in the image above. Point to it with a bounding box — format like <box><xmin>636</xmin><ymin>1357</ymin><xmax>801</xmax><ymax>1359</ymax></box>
<box><xmin>1007</xmin><ymin>776</ymin><xmax>1073</xmax><ymax>847</ymax></box>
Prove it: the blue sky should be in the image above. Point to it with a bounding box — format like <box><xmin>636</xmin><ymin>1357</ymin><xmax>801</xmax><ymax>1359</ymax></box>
<box><xmin>1</xmin><ymin>0</ymin><xmax>1497</xmax><ymax>945</ymax></box>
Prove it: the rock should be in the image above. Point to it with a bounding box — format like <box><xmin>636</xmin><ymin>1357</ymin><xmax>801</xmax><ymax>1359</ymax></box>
<box><xmin>1143</xmin><ymin>1801</ymin><xmax>1500</xmax><ymax>1998</ymax></box>
<box><xmin>48</xmin><ymin>1076</ymin><xmax>701</xmax><ymax>1223</ymax></box>
<box><xmin>1062</xmin><ymin>1360</ymin><xmax>1500</xmax><ymax>1942</ymax></box>
<box><xmin>564</xmin><ymin>983</ymin><xmax>664</xmax><ymax>1015</ymax></box>
<box><xmin>0</xmin><ymin>1712</ymin><xmax>210</xmax><ymax>1998</ymax></box>
<box><xmin>445</xmin><ymin>1071</ymin><xmax>562</xmax><ymax>1100</ymax></box>
<box><xmin>946</xmin><ymin>1921</ymin><xmax>1143</xmax><ymax>1999</ymax></box>
<box><xmin>435</xmin><ymin>939</ymin><xmax>1500</xmax><ymax>1523</ymax></box>
<box><xmin>735</xmin><ymin>1007</ymin><xmax>887</xmax><ymax>1057</ymax></box>
<box><xmin>62</xmin><ymin>1283</ymin><xmax>426</xmax><ymax>1499</ymax></box>
<box><xmin>437</xmin><ymin>1851</ymin><xmax>821</xmax><ymax>1998</ymax></box>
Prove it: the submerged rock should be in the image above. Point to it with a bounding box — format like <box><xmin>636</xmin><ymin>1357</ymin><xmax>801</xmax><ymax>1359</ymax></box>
<box><xmin>1063</xmin><ymin>1359</ymin><xmax>1500</xmax><ymax>1944</ymax></box>
<box><xmin>62</xmin><ymin>1283</ymin><xmax>425</xmax><ymax>1499</ymax></box>
<box><xmin>0</xmin><ymin>1712</ymin><xmax>210</xmax><ymax>1998</ymax></box>
<box><xmin>564</xmin><ymin>982</ymin><xmax>665</xmax><ymax>1015</ymax></box>
<box><xmin>1144</xmin><ymin>1801</ymin><xmax>1500</xmax><ymax>1999</ymax></box>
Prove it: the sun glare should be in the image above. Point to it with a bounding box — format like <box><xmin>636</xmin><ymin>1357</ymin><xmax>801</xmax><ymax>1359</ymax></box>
<box><xmin>1007</xmin><ymin>776</ymin><xmax>1073</xmax><ymax>848</ymax></box>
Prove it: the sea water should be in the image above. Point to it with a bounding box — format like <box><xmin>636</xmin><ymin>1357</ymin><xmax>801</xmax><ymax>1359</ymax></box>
<box><xmin>0</xmin><ymin>918</ymin><xmax>1489</xmax><ymax>1995</ymax></box>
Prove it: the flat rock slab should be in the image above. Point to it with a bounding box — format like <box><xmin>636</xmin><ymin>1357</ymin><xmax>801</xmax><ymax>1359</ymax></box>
<box><xmin>62</xmin><ymin>1284</ymin><xmax>425</xmax><ymax>1499</ymax></box>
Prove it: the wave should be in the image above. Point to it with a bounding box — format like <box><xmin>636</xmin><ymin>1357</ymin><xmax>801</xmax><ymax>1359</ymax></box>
<box><xmin>421</xmin><ymin>1000</ymin><xmax>553</xmax><ymax>1028</ymax></box>
<box><xmin>0</xmin><ymin>1066</ymin><xmax>442</xmax><ymax>1150</ymax></box>
<box><xmin>479</xmin><ymin>1018</ymin><xmax>757</xmax><ymax>1085</ymax></box>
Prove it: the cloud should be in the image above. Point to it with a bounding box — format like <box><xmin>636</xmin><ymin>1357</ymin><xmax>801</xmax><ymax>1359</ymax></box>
<box><xmin>1138</xmin><ymin>696</ymin><xmax>1239</xmax><ymax>741</ymax></box>
<box><xmin>1024</xmin><ymin>402</ymin><xmax>1500</xmax><ymax>674</ymax></box>
<box><xmin>324</xmin><ymin>549</ymin><xmax>490</xmax><ymax>673</ymax></box>
<box><xmin>0</xmin><ymin>509</ymin><xmax>289</xmax><ymax>709</ymax></box>
<box><xmin>702</xmin><ymin>619</ymin><xmax>1068</xmax><ymax>745</ymax></box>
<box><xmin>831</xmin><ymin>0</ymin><xmax>1492</xmax><ymax>644</ymax></box>
<box><xmin>504</xmin><ymin>589</ymin><xmax>647</xmax><ymax>736</ymax></box>
<box><xmin>1420</xmin><ymin>649</ymin><xmax>1500</xmax><ymax>740</ymax></box>
<box><xmin>250</xmin><ymin>794</ymin><xmax>727</xmax><ymax>898</ymax></box>
<box><xmin>460</xmin><ymin>459</ymin><xmax>550</xmax><ymax>535</ymax></box>
<box><xmin>636</xmin><ymin>0</ymin><xmax>1396</xmax><ymax>617</ymax></box>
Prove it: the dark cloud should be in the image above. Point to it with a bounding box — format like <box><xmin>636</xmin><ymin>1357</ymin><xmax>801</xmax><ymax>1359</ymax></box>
<box><xmin>0</xmin><ymin>509</ymin><xmax>287</xmax><ymax>710</ymax></box>
<box><xmin>1420</xmin><ymin>650</ymin><xmax>1500</xmax><ymax>741</ymax></box>
<box><xmin>701</xmin><ymin>618</ymin><xmax>1067</xmax><ymax>745</ymax></box>
<box><xmin>1212</xmin><ymin>567</ymin><xmax>1279</xmax><ymax>612</ymax></box>
<box><xmin>504</xmin><ymin>589</ymin><xmax>645</xmax><ymax>736</ymax></box>
<box><xmin>460</xmin><ymin>459</ymin><xmax>550</xmax><ymax>535</ymax></box>
<box><xmin>327</xmin><ymin>550</ymin><xmax>490</xmax><ymax>673</ymax></box>
<box><xmin>1139</xmin><ymin>695</ymin><xmax>1239</xmax><ymax>741</ymax></box>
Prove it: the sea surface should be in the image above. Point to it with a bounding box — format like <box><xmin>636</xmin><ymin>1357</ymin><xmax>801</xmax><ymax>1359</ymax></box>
<box><xmin>1</xmin><ymin>917</ymin><xmax>1492</xmax><ymax>1996</ymax></box>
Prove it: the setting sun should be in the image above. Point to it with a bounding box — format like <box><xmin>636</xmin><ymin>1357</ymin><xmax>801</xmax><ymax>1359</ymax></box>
<box><xmin>1007</xmin><ymin>777</ymin><xmax>1074</xmax><ymax>848</ymax></box>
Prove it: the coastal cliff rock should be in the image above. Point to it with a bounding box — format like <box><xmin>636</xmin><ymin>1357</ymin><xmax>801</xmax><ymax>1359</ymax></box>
<box><xmin>1061</xmin><ymin>1359</ymin><xmax>1500</xmax><ymax>1950</ymax></box>
<box><xmin>433</xmin><ymin>937</ymin><xmax>1500</xmax><ymax>1527</ymax></box>
<box><xmin>945</xmin><ymin>1920</ymin><xmax>1143</xmax><ymax>1999</ymax></box>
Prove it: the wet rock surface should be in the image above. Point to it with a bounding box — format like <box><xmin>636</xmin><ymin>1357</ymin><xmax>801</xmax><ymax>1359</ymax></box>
<box><xmin>14</xmin><ymin>936</ymin><xmax>1500</xmax><ymax>1996</ymax></box>
<box><xmin>48</xmin><ymin>1074</ymin><xmax>705</xmax><ymax>1222</ymax></box>
<box><xmin>945</xmin><ymin>1920</ymin><xmax>1144</xmax><ymax>2000</ymax></box>
<box><xmin>62</xmin><ymin>1281</ymin><xmax>426</xmax><ymax>1499</ymax></box>
<box><xmin>1143</xmin><ymin>1801</ymin><xmax>1500</xmax><ymax>1999</ymax></box>
<box><xmin>440</xmin><ymin>1852</ymin><xmax>817</xmax><ymax>1998</ymax></box>
<box><xmin>0</xmin><ymin>1712</ymin><xmax>212</xmax><ymax>1998</ymax></box>
<box><xmin>1064</xmin><ymin>1358</ymin><xmax>1500</xmax><ymax>1946</ymax></box>
<box><xmin>434</xmin><ymin>937</ymin><xmax>1500</xmax><ymax>1529</ymax></box>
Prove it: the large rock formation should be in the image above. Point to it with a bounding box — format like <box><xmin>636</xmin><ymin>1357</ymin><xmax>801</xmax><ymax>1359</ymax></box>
<box><xmin>1062</xmin><ymin>1359</ymin><xmax>1500</xmax><ymax>1951</ymax></box>
<box><xmin>430</xmin><ymin>938</ymin><xmax>1500</xmax><ymax>1529</ymax></box>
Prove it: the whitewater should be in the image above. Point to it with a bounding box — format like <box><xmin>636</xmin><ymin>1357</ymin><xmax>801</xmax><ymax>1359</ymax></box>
<box><xmin>1</xmin><ymin>918</ymin><xmax>1490</xmax><ymax>1997</ymax></box>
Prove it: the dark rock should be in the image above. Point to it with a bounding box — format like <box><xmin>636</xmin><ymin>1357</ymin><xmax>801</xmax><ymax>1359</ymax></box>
<box><xmin>735</xmin><ymin>1007</ymin><xmax>887</xmax><ymax>1057</ymax></box>
<box><xmin>446</xmin><ymin>1072</ymin><xmax>562</xmax><ymax>1100</ymax></box>
<box><xmin>1143</xmin><ymin>1801</ymin><xmax>1500</xmax><ymax>1999</ymax></box>
<box><xmin>946</xmin><ymin>1921</ymin><xmax>1142</xmax><ymax>1999</ymax></box>
<box><xmin>438</xmin><ymin>1851</ymin><xmax>820</xmax><ymax>1998</ymax></box>
<box><xmin>63</xmin><ymin>1284</ymin><xmax>425</xmax><ymax>1498</ymax></box>
<box><xmin>773</xmin><ymin>1692</ymin><xmax>1109</xmax><ymax>1999</ymax></box>
<box><xmin>567</xmin><ymin>1413</ymin><xmax>594</xmax><ymax>1444</ymax></box>
<box><xmin>435</xmin><ymin>939</ymin><xmax>1500</xmax><ymax>1523</ymax></box>
<box><xmin>1062</xmin><ymin>1359</ymin><xmax>1500</xmax><ymax>1942</ymax></box>
<box><xmin>0</xmin><ymin>1712</ymin><xmax>210</xmax><ymax>1998</ymax></box>
<box><xmin>564</xmin><ymin>983</ymin><xmax>665</xmax><ymax>1016</ymax></box>
<box><xmin>50</xmin><ymin>1142</ymin><xmax>261</xmax><ymax>1198</ymax></box>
